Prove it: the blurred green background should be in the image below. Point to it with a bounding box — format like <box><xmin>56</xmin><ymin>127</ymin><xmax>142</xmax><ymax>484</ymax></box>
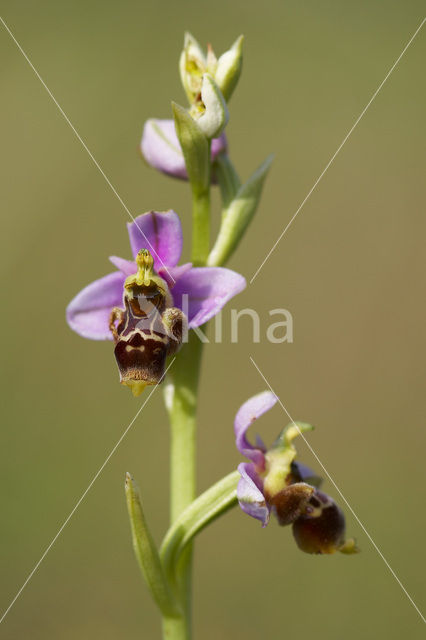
<box><xmin>1</xmin><ymin>1</ymin><xmax>425</xmax><ymax>638</ymax></box>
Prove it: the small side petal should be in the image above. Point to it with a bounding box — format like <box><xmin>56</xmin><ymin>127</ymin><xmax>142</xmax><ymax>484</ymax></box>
<box><xmin>237</xmin><ymin>463</ymin><xmax>270</xmax><ymax>527</ymax></box>
<box><xmin>66</xmin><ymin>271</ymin><xmax>125</xmax><ymax>340</ymax></box>
<box><xmin>234</xmin><ymin>391</ymin><xmax>277</xmax><ymax>467</ymax></box>
<box><xmin>291</xmin><ymin>461</ymin><xmax>323</xmax><ymax>488</ymax></box>
<box><xmin>109</xmin><ymin>256</ymin><xmax>193</xmax><ymax>290</ymax></box>
<box><xmin>171</xmin><ymin>267</ymin><xmax>246</xmax><ymax>327</ymax></box>
<box><xmin>109</xmin><ymin>255</ymin><xmax>136</xmax><ymax>277</ymax></box>
<box><xmin>127</xmin><ymin>210</ymin><xmax>183</xmax><ymax>269</ymax></box>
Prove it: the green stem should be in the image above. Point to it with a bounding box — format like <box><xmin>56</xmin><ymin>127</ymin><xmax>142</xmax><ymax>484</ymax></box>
<box><xmin>162</xmin><ymin>615</ymin><xmax>189</xmax><ymax>640</ymax></box>
<box><xmin>191</xmin><ymin>141</ymin><xmax>211</xmax><ymax>266</ymax></box>
<box><xmin>163</xmin><ymin>333</ymin><xmax>204</xmax><ymax>639</ymax></box>
<box><xmin>167</xmin><ymin>335</ymin><xmax>203</xmax><ymax>520</ymax></box>
<box><xmin>191</xmin><ymin>189</ymin><xmax>210</xmax><ymax>265</ymax></box>
<box><xmin>162</xmin><ymin>124</ymin><xmax>211</xmax><ymax>639</ymax></box>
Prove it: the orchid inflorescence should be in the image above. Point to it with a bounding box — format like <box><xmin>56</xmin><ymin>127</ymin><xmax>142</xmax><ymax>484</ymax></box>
<box><xmin>67</xmin><ymin>32</ymin><xmax>357</xmax><ymax>640</ymax></box>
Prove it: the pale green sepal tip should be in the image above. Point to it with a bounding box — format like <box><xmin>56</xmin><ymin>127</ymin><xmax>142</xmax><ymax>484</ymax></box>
<box><xmin>196</xmin><ymin>73</ymin><xmax>229</xmax><ymax>139</ymax></box>
<box><xmin>125</xmin><ymin>473</ymin><xmax>179</xmax><ymax>617</ymax></box>
<box><xmin>172</xmin><ymin>101</ymin><xmax>209</xmax><ymax>193</ymax></box>
<box><xmin>183</xmin><ymin>31</ymin><xmax>204</xmax><ymax>55</ymax></box>
<box><xmin>273</xmin><ymin>421</ymin><xmax>315</xmax><ymax>450</ymax></box>
<box><xmin>215</xmin><ymin>34</ymin><xmax>244</xmax><ymax>102</ymax></box>
<box><xmin>207</xmin><ymin>154</ymin><xmax>273</xmax><ymax>266</ymax></box>
<box><xmin>339</xmin><ymin>538</ymin><xmax>361</xmax><ymax>555</ymax></box>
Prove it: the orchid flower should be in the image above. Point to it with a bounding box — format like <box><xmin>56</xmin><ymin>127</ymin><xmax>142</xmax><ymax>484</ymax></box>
<box><xmin>235</xmin><ymin>392</ymin><xmax>358</xmax><ymax>554</ymax></box>
<box><xmin>141</xmin><ymin>119</ymin><xmax>227</xmax><ymax>180</ymax></box>
<box><xmin>67</xmin><ymin>210</ymin><xmax>246</xmax><ymax>394</ymax></box>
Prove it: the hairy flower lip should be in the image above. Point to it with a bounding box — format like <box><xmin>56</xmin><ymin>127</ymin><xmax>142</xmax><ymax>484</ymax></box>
<box><xmin>66</xmin><ymin>210</ymin><xmax>246</xmax><ymax>341</ymax></box>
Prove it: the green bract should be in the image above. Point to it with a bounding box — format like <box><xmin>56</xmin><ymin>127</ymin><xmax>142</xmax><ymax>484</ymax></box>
<box><xmin>208</xmin><ymin>155</ymin><xmax>274</xmax><ymax>266</ymax></box>
<box><xmin>172</xmin><ymin>102</ymin><xmax>209</xmax><ymax>193</ymax></box>
<box><xmin>125</xmin><ymin>473</ymin><xmax>179</xmax><ymax>617</ymax></box>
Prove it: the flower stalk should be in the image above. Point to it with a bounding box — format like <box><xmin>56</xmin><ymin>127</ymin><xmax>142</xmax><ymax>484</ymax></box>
<box><xmin>165</xmin><ymin>333</ymin><xmax>204</xmax><ymax>522</ymax></box>
<box><xmin>162</xmin><ymin>324</ymin><xmax>204</xmax><ymax>638</ymax></box>
<box><xmin>63</xmin><ymin>29</ymin><xmax>358</xmax><ymax>640</ymax></box>
<box><xmin>191</xmin><ymin>177</ymin><xmax>211</xmax><ymax>266</ymax></box>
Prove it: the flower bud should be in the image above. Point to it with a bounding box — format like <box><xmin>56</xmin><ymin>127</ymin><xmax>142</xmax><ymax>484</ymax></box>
<box><xmin>179</xmin><ymin>32</ymin><xmax>206</xmax><ymax>104</ymax></box>
<box><xmin>179</xmin><ymin>32</ymin><xmax>244</xmax><ymax>108</ymax></box>
<box><xmin>215</xmin><ymin>35</ymin><xmax>244</xmax><ymax>102</ymax></box>
<box><xmin>292</xmin><ymin>490</ymin><xmax>358</xmax><ymax>555</ymax></box>
<box><xmin>195</xmin><ymin>74</ymin><xmax>229</xmax><ymax>139</ymax></box>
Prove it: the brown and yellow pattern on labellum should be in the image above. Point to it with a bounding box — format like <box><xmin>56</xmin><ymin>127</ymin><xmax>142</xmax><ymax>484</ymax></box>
<box><xmin>260</xmin><ymin>423</ymin><xmax>359</xmax><ymax>554</ymax></box>
<box><xmin>292</xmin><ymin>490</ymin><xmax>359</xmax><ymax>555</ymax></box>
<box><xmin>109</xmin><ymin>249</ymin><xmax>186</xmax><ymax>397</ymax></box>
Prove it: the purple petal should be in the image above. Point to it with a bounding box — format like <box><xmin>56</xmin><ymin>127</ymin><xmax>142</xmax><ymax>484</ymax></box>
<box><xmin>237</xmin><ymin>463</ymin><xmax>270</xmax><ymax>527</ymax></box>
<box><xmin>66</xmin><ymin>271</ymin><xmax>125</xmax><ymax>340</ymax></box>
<box><xmin>109</xmin><ymin>255</ymin><xmax>136</xmax><ymax>276</ymax></box>
<box><xmin>127</xmin><ymin>210</ymin><xmax>183</xmax><ymax>269</ymax></box>
<box><xmin>141</xmin><ymin>119</ymin><xmax>188</xmax><ymax>180</ymax></box>
<box><xmin>171</xmin><ymin>267</ymin><xmax>246</xmax><ymax>327</ymax></box>
<box><xmin>234</xmin><ymin>391</ymin><xmax>277</xmax><ymax>467</ymax></box>
<box><xmin>141</xmin><ymin>118</ymin><xmax>227</xmax><ymax>181</ymax></box>
<box><xmin>158</xmin><ymin>262</ymin><xmax>192</xmax><ymax>289</ymax></box>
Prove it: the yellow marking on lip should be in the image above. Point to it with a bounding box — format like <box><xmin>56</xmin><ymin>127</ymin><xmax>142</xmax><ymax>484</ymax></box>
<box><xmin>122</xmin><ymin>379</ymin><xmax>148</xmax><ymax>397</ymax></box>
<box><xmin>132</xmin><ymin>328</ymin><xmax>168</xmax><ymax>342</ymax></box>
<box><xmin>125</xmin><ymin>344</ymin><xmax>145</xmax><ymax>353</ymax></box>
